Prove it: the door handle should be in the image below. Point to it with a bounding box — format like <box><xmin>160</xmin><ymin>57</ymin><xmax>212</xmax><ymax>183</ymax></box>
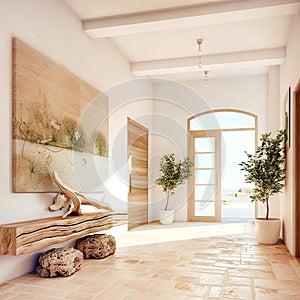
<box><xmin>129</xmin><ymin>174</ymin><xmax>132</xmax><ymax>193</ymax></box>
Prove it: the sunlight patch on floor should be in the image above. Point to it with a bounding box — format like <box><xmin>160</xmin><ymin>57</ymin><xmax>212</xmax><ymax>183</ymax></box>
<box><xmin>116</xmin><ymin>221</ymin><xmax>255</xmax><ymax>248</ymax></box>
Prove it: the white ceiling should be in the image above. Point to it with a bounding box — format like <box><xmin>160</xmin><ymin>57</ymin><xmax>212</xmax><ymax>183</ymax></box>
<box><xmin>62</xmin><ymin>0</ymin><xmax>300</xmax><ymax>80</ymax></box>
<box><xmin>62</xmin><ymin>0</ymin><xmax>238</xmax><ymax>20</ymax></box>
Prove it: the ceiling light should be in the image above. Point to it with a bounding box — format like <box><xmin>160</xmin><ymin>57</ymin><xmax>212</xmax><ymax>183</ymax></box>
<box><xmin>204</xmin><ymin>70</ymin><xmax>209</xmax><ymax>88</ymax></box>
<box><xmin>196</xmin><ymin>39</ymin><xmax>203</xmax><ymax>68</ymax></box>
<box><xmin>197</xmin><ymin>38</ymin><xmax>210</xmax><ymax>88</ymax></box>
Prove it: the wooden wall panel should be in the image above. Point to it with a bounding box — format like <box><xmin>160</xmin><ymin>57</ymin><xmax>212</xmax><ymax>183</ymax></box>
<box><xmin>127</xmin><ymin>118</ymin><xmax>148</xmax><ymax>230</ymax></box>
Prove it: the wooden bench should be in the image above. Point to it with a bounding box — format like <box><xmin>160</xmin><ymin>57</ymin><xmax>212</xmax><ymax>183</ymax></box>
<box><xmin>0</xmin><ymin>211</ymin><xmax>127</xmax><ymax>255</ymax></box>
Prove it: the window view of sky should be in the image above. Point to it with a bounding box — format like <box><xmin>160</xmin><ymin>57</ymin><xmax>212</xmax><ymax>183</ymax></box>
<box><xmin>221</xmin><ymin>130</ymin><xmax>255</xmax><ymax>220</ymax></box>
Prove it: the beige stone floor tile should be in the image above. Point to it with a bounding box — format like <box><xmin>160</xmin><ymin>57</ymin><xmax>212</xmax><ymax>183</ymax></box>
<box><xmin>277</xmin><ymin>295</ymin><xmax>294</xmax><ymax>300</ymax></box>
<box><xmin>271</xmin><ymin>262</ymin><xmax>299</xmax><ymax>280</ymax></box>
<box><xmin>11</xmin><ymin>285</ymin><xmax>72</xmax><ymax>298</ymax></box>
<box><xmin>81</xmin><ymin>258</ymin><xmax>115</xmax><ymax>269</ymax></box>
<box><xmin>151</xmin><ymin>270</ymin><xmax>179</xmax><ymax>280</ymax></box>
<box><xmin>100</xmin><ymin>268</ymin><xmax>151</xmax><ymax>281</ymax></box>
<box><xmin>74</xmin><ymin>267</ymin><xmax>105</xmax><ymax>278</ymax></box>
<box><xmin>56</xmin><ymin>275</ymin><xmax>88</xmax><ymax>287</ymax></box>
<box><xmin>10</xmin><ymin>294</ymin><xmax>61</xmax><ymax>300</ymax></box>
<box><xmin>215</xmin><ymin>261</ymin><xmax>240</xmax><ymax>269</ymax></box>
<box><xmin>73</xmin><ymin>284</ymin><xmax>109</xmax><ymax>295</ymax></box>
<box><xmin>92</xmin><ymin>291</ymin><xmax>126</xmax><ymax>300</ymax></box>
<box><xmin>137</xmin><ymin>259</ymin><xmax>156</xmax><ymax>267</ymax></box>
<box><xmin>208</xmin><ymin>285</ymin><xmax>223</xmax><ymax>298</ymax></box>
<box><xmin>0</xmin><ymin>292</ymin><xmax>18</xmax><ymax>300</ymax></box>
<box><xmin>222</xmin><ymin>285</ymin><xmax>253</xmax><ymax>299</ymax></box>
<box><xmin>175</xmin><ymin>275</ymin><xmax>200</xmax><ymax>283</ymax></box>
<box><xmin>241</xmin><ymin>258</ymin><xmax>270</xmax><ymax>266</ymax></box>
<box><xmin>254</xmin><ymin>288</ymin><xmax>280</xmax><ymax>300</ymax></box>
<box><xmin>64</xmin><ymin>292</ymin><xmax>97</xmax><ymax>300</ymax></box>
<box><xmin>198</xmin><ymin>273</ymin><xmax>225</xmax><ymax>285</ymax></box>
<box><xmin>191</xmin><ymin>265</ymin><xmax>227</xmax><ymax>275</ymax></box>
<box><xmin>238</xmin><ymin>263</ymin><xmax>273</xmax><ymax>271</ymax></box>
<box><xmin>83</xmin><ymin>275</ymin><xmax>118</xmax><ymax>289</ymax></box>
<box><xmin>0</xmin><ymin>282</ymin><xmax>19</xmax><ymax>294</ymax></box>
<box><xmin>95</xmin><ymin>282</ymin><xmax>129</xmax><ymax>299</ymax></box>
<box><xmin>148</xmin><ymin>265</ymin><xmax>176</xmax><ymax>274</ymax></box>
<box><xmin>147</xmin><ymin>278</ymin><xmax>176</xmax><ymax>293</ymax></box>
<box><xmin>228</xmin><ymin>267</ymin><xmax>274</xmax><ymax>279</ymax></box>
<box><xmin>290</xmin><ymin>260</ymin><xmax>300</xmax><ymax>280</ymax></box>
<box><xmin>21</xmin><ymin>276</ymin><xmax>71</xmax><ymax>288</ymax></box>
<box><xmin>115</xmin><ymin>278</ymin><xmax>152</xmax><ymax>291</ymax></box>
<box><xmin>174</xmin><ymin>282</ymin><xmax>209</xmax><ymax>297</ymax></box>
<box><xmin>254</xmin><ymin>278</ymin><xmax>300</xmax><ymax>296</ymax></box>
<box><xmin>191</xmin><ymin>258</ymin><xmax>217</xmax><ymax>266</ymax></box>
<box><xmin>290</xmin><ymin>261</ymin><xmax>300</xmax><ymax>279</ymax></box>
<box><xmin>122</xmin><ymin>291</ymin><xmax>193</xmax><ymax>300</ymax></box>
<box><xmin>8</xmin><ymin>276</ymin><xmax>33</xmax><ymax>285</ymax></box>
<box><xmin>227</xmin><ymin>276</ymin><xmax>252</xmax><ymax>285</ymax></box>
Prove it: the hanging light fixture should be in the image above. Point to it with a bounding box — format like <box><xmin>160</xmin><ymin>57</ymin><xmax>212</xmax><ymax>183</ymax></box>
<box><xmin>196</xmin><ymin>38</ymin><xmax>210</xmax><ymax>88</ymax></box>
<box><xmin>203</xmin><ymin>70</ymin><xmax>209</xmax><ymax>88</ymax></box>
<box><xmin>196</xmin><ymin>39</ymin><xmax>203</xmax><ymax>69</ymax></box>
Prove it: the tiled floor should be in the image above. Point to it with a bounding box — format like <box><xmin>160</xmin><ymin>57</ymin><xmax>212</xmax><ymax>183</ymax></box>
<box><xmin>1</xmin><ymin>221</ymin><xmax>300</xmax><ymax>299</ymax></box>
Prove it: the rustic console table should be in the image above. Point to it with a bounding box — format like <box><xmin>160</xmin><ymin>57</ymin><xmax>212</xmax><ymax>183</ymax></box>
<box><xmin>0</xmin><ymin>211</ymin><xmax>127</xmax><ymax>255</ymax></box>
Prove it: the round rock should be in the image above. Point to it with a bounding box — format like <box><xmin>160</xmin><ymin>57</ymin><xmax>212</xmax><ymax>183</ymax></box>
<box><xmin>36</xmin><ymin>246</ymin><xmax>83</xmax><ymax>278</ymax></box>
<box><xmin>76</xmin><ymin>234</ymin><xmax>116</xmax><ymax>259</ymax></box>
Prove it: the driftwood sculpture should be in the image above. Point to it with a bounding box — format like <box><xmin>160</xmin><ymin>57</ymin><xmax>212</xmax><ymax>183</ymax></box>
<box><xmin>49</xmin><ymin>171</ymin><xmax>113</xmax><ymax>218</ymax></box>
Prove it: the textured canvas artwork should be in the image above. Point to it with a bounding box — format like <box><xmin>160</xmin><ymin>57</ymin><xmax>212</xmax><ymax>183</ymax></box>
<box><xmin>12</xmin><ymin>38</ymin><xmax>109</xmax><ymax>192</ymax></box>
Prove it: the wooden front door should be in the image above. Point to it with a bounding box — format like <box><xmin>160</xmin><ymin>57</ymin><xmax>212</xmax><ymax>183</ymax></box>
<box><xmin>127</xmin><ymin>118</ymin><xmax>149</xmax><ymax>230</ymax></box>
<box><xmin>188</xmin><ymin>130</ymin><xmax>221</xmax><ymax>222</ymax></box>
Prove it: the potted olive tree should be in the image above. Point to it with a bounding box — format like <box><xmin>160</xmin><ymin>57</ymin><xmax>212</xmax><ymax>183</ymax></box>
<box><xmin>155</xmin><ymin>153</ymin><xmax>192</xmax><ymax>224</ymax></box>
<box><xmin>239</xmin><ymin>130</ymin><xmax>286</xmax><ymax>244</ymax></box>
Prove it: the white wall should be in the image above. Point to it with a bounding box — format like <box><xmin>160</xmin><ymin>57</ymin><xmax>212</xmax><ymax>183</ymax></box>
<box><xmin>151</xmin><ymin>75</ymin><xmax>269</xmax><ymax>222</ymax></box>
<box><xmin>280</xmin><ymin>12</ymin><xmax>300</xmax><ymax>255</ymax></box>
<box><xmin>266</xmin><ymin>66</ymin><xmax>281</xmax><ymax>219</ymax></box>
<box><xmin>106</xmin><ymin>79</ymin><xmax>154</xmax><ymax>213</ymax></box>
<box><xmin>0</xmin><ymin>0</ymin><xmax>138</xmax><ymax>283</ymax></box>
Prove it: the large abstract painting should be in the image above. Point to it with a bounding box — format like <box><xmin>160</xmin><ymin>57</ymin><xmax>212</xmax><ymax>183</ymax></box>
<box><xmin>12</xmin><ymin>38</ymin><xmax>109</xmax><ymax>192</ymax></box>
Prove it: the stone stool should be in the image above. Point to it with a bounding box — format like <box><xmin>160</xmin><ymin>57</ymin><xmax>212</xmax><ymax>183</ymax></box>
<box><xmin>36</xmin><ymin>246</ymin><xmax>83</xmax><ymax>278</ymax></box>
<box><xmin>76</xmin><ymin>234</ymin><xmax>116</xmax><ymax>259</ymax></box>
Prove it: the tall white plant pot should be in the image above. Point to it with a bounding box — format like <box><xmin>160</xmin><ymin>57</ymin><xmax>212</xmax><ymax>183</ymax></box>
<box><xmin>255</xmin><ymin>218</ymin><xmax>281</xmax><ymax>244</ymax></box>
<box><xmin>159</xmin><ymin>209</ymin><xmax>174</xmax><ymax>225</ymax></box>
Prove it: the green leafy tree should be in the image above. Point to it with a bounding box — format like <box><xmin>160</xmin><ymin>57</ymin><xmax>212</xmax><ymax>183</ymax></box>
<box><xmin>239</xmin><ymin>130</ymin><xmax>286</xmax><ymax>220</ymax></box>
<box><xmin>156</xmin><ymin>153</ymin><xmax>193</xmax><ymax>210</ymax></box>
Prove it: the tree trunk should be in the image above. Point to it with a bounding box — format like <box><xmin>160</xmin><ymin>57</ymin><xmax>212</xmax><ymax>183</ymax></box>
<box><xmin>165</xmin><ymin>190</ymin><xmax>170</xmax><ymax>210</ymax></box>
<box><xmin>266</xmin><ymin>193</ymin><xmax>269</xmax><ymax>220</ymax></box>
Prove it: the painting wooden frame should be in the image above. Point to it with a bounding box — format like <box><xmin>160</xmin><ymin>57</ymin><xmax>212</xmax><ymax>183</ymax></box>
<box><xmin>285</xmin><ymin>87</ymin><xmax>291</xmax><ymax>151</ymax></box>
<box><xmin>12</xmin><ymin>38</ymin><xmax>109</xmax><ymax>192</ymax></box>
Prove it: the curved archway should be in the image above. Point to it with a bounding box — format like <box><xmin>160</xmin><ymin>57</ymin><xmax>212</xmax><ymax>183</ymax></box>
<box><xmin>188</xmin><ymin>109</ymin><xmax>257</xmax><ymax>131</ymax></box>
<box><xmin>188</xmin><ymin>109</ymin><xmax>257</xmax><ymax>222</ymax></box>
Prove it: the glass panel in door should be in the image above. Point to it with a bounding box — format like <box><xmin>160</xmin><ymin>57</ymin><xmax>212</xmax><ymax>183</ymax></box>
<box><xmin>190</xmin><ymin>131</ymin><xmax>221</xmax><ymax>221</ymax></box>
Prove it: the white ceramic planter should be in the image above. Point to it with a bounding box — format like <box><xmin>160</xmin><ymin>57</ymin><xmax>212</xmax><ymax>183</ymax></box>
<box><xmin>159</xmin><ymin>209</ymin><xmax>174</xmax><ymax>225</ymax></box>
<box><xmin>255</xmin><ymin>218</ymin><xmax>281</xmax><ymax>244</ymax></box>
